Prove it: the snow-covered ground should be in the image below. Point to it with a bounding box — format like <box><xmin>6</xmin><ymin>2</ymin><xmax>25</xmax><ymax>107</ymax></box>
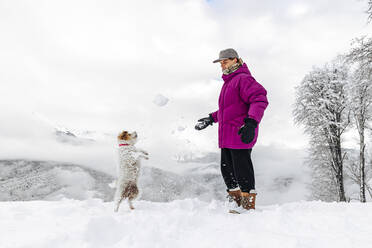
<box><xmin>1</xmin><ymin>198</ymin><xmax>371</xmax><ymax>248</ymax></box>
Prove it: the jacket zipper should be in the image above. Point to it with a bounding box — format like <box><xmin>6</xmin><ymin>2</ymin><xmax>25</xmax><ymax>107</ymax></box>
<box><xmin>219</xmin><ymin>82</ymin><xmax>229</xmax><ymax>146</ymax></box>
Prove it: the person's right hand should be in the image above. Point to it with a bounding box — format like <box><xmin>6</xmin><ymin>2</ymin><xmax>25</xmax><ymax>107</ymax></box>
<box><xmin>195</xmin><ymin>115</ymin><xmax>214</xmax><ymax>130</ymax></box>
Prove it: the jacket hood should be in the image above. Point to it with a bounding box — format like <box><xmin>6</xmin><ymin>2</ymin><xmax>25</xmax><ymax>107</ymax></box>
<box><xmin>222</xmin><ymin>63</ymin><xmax>252</xmax><ymax>82</ymax></box>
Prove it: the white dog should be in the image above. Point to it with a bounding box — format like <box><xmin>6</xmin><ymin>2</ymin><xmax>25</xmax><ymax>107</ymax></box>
<box><xmin>114</xmin><ymin>131</ymin><xmax>149</xmax><ymax>212</ymax></box>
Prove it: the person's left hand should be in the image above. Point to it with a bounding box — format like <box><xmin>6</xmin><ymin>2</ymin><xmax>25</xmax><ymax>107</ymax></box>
<box><xmin>238</xmin><ymin>118</ymin><xmax>257</xmax><ymax>144</ymax></box>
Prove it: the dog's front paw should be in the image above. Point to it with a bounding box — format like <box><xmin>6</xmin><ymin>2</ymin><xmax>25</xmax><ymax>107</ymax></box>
<box><xmin>142</xmin><ymin>151</ymin><xmax>149</xmax><ymax>156</ymax></box>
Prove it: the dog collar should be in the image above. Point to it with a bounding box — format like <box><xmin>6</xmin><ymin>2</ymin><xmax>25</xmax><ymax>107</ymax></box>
<box><xmin>119</xmin><ymin>144</ymin><xmax>129</xmax><ymax>146</ymax></box>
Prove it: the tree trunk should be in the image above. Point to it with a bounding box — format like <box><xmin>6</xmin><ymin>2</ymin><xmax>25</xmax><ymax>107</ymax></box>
<box><xmin>336</xmin><ymin>148</ymin><xmax>346</xmax><ymax>202</ymax></box>
<box><xmin>336</xmin><ymin>170</ymin><xmax>346</xmax><ymax>202</ymax></box>
<box><xmin>330</xmin><ymin>124</ymin><xmax>346</xmax><ymax>202</ymax></box>
<box><xmin>336</xmin><ymin>118</ymin><xmax>346</xmax><ymax>202</ymax></box>
<box><xmin>359</xmin><ymin>126</ymin><xmax>366</xmax><ymax>202</ymax></box>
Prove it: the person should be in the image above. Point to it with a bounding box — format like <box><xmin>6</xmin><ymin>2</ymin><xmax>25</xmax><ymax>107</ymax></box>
<box><xmin>195</xmin><ymin>48</ymin><xmax>268</xmax><ymax>211</ymax></box>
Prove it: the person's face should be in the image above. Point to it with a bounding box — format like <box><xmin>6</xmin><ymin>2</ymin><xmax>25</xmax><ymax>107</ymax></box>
<box><xmin>219</xmin><ymin>58</ymin><xmax>237</xmax><ymax>71</ymax></box>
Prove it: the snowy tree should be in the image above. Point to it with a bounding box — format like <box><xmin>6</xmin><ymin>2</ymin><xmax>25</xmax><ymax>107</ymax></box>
<box><xmin>294</xmin><ymin>59</ymin><xmax>350</xmax><ymax>202</ymax></box>
<box><xmin>368</xmin><ymin>0</ymin><xmax>372</xmax><ymax>21</ymax></box>
<box><xmin>348</xmin><ymin>36</ymin><xmax>372</xmax><ymax>68</ymax></box>
<box><xmin>346</xmin><ymin>40</ymin><xmax>372</xmax><ymax>202</ymax></box>
<box><xmin>345</xmin><ymin>151</ymin><xmax>372</xmax><ymax>200</ymax></box>
<box><xmin>306</xmin><ymin>144</ymin><xmax>339</xmax><ymax>201</ymax></box>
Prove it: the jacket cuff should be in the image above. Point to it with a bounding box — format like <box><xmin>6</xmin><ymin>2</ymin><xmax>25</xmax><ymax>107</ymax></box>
<box><xmin>210</xmin><ymin>112</ymin><xmax>218</xmax><ymax>123</ymax></box>
<box><xmin>244</xmin><ymin>117</ymin><xmax>258</xmax><ymax>127</ymax></box>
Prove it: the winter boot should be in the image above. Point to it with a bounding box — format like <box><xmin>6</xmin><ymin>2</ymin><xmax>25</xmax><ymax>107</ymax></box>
<box><xmin>227</xmin><ymin>188</ymin><xmax>242</xmax><ymax>207</ymax></box>
<box><xmin>241</xmin><ymin>190</ymin><xmax>257</xmax><ymax>210</ymax></box>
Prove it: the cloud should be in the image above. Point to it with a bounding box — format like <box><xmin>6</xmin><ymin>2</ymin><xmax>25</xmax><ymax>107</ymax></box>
<box><xmin>0</xmin><ymin>0</ymin><xmax>370</xmax><ymax>170</ymax></box>
<box><xmin>287</xmin><ymin>3</ymin><xmax>309</xmax><ymax>18</ymax></box>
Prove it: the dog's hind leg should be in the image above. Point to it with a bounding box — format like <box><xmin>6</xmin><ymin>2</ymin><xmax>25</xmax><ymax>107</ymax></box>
<box><xmin>128</xmin><ymin>199</ymin><xmax>135</xmax><ymax>210</ymax></box>
<box><xmin>114</xmin><ymin>196</ymin><xmax>124</xmax><ymax>212</ymax></box>
<box><xmin>113</xmin><ymin>179</ymin><xmax>126</xmax><ymax>212</ymax></box>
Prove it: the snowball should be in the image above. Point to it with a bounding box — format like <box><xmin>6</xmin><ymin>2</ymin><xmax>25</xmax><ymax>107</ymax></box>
<box><xmin>153</xmin><ymin>94</ymin><xmax>169</xmax><ymax>107</ymax></box>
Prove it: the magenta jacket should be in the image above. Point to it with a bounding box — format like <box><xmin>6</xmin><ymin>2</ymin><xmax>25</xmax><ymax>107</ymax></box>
<box><xmin>211</xmin><ymin>63</ymin><xmax>268</xmax><ymax>149</ymax></box>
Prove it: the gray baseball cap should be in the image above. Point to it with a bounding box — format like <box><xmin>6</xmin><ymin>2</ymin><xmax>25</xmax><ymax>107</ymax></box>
<box><xmin>213</xmin><ymin>48</ymin><xmax>239</xmax><ymax>63</ymax></box>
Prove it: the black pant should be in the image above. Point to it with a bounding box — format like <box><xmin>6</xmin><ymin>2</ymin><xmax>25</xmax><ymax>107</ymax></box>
<box><xmin>220</xmin><ymin>148</ymin><xmax>255</xmax><ymax>193</ymax></box>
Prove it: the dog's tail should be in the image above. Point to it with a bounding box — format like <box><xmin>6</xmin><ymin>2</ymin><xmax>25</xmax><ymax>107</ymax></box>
<box><xmin>122</xmin><ymin>183</ymin><xmax>139</xmax><ymax>200</ymax></box>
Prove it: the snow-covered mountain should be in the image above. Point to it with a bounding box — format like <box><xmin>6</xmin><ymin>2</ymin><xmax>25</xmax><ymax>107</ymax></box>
<box><xmin>0</xmin><ymin>112</ymin><xmax>310</xmax><ymax>205</ymax></box>
<box><xmin>33</xmin><ymin>112</ymin><xmax>114</xmax><ymax>145</ymax></box>
<box><xmin>0</xmin><ymin>113</ymin><xmax>310</xmax><ymax>205</ymax></box>
<box><xmin>0</xmin><ymin>160</ymin><xmax>114</xmax><ymax>201</ymax></box>
<box><xmin>0</xmin><ymin>157</ymin><xmax>307</xmax><ymax>205</ymax></box>
<box><xmin>0</xmin><ymin>159</ymin><xmax>227</xmax><ymax>202</ymax></box>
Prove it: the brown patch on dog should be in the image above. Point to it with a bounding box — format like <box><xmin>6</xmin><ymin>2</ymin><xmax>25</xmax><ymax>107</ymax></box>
<box><xmin>118</xmin><ymin>131</ymin><xmax>130</xmax><ymax>141</ymax></box>
<box><xmin>122</xmin><ymin>183</ymin><xmax>139</xmax><ymax>200</ymax></box>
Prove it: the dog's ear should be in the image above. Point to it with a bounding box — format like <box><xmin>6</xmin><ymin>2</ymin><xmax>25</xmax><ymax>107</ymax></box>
<box><xmin>118</xmin><ymin>131</ymin><xmax>129</xmax><ymax>140</ymax></box>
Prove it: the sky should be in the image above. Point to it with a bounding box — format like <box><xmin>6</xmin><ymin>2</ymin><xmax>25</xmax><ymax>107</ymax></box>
<box><xmin>0</xmin><ymin>0</ymin><xmax>371</xmax><ymax>173</ymax></box>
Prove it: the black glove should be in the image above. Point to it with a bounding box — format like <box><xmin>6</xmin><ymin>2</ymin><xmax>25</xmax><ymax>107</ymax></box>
<box><xmin>238</xmin><ymin>118</ymin><xmax>257</xmax><ymax>144</ymax></box>
<box><xmin>195</xmin><ymin>114</ymin><xmax>214</xmax><ymax>130</ymax></box>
